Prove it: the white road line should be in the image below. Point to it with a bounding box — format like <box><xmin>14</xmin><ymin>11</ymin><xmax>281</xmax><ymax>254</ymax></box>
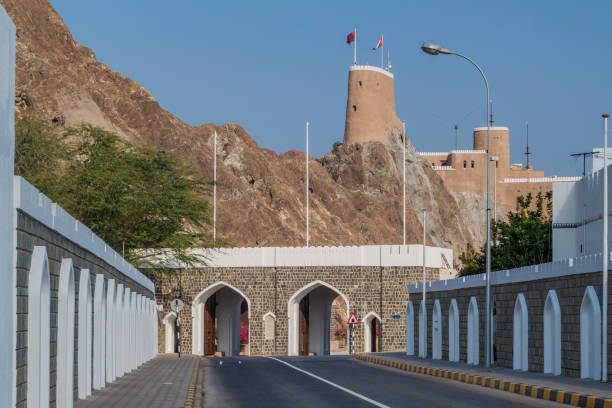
<box><xmin>267</xmin><ymin>357</ymin><xmax>391</xmax><ymax>408</ymax></box>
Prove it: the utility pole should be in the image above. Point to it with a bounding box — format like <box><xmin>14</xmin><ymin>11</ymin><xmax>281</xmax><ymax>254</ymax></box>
<box><xmin>306</xmin><ymin>121</ymin><xmax>310</xmax><ymax>247</ymax></box>
<box><xmin>603</xmin><ymin>113</ymin><xmax>609</xmax><ymax>383</ymax></box>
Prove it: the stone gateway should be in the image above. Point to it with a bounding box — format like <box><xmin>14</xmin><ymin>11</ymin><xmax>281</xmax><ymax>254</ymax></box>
<box><xmin>154</xmin><ymin>245</ymin><xmax>453</xmax><ymax>357</ymax></box>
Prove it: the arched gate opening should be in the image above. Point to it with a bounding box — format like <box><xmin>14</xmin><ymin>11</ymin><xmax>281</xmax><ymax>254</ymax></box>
<box><xmin>192</xmin><ymin>282</ymin><xmax>250</xmax><ymax>357</ymax></box>
<box><xmin>288</xmin><ymin>281</ymin><xmax>349</xmax><ymax>356</ymax></box>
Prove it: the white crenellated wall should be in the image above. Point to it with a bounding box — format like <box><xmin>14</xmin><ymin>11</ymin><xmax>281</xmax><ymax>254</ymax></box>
<box><xmin>14</xmin><ymin>176</ymin><xmax>154</xmax><ymax>293</ymax></box>
<box><xmin>184</xmin><ymin>244</ymin><xmax>452</xmax><ymax>269</ymax></box>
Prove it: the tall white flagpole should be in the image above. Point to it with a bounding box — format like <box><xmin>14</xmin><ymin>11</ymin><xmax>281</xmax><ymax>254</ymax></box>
<box><xmin>403</xmin><ymin>121</ymin><xmax>406</xmax><ymax>245</ymax></box>
<box><xmin>603</xmin><ymin>113</ymin><xmax>609</xmax><ymax>383</ymax></box>
<box><xmin>354</xmin><ymin>28</ymin><xmax>357</xmax><ymax>65</ymax></box>
<box><xmin>306</xmin><ymin>121</ymin><xmax>310</xmax><ymax>247</ymax></box>
<box><xmin>213</xmin><ymin>131</ymin><xmax>217</xmax><ymax>246</ymax></box>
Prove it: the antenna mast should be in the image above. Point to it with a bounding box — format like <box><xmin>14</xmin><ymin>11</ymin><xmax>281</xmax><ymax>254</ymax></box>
<box><xmin>525</xmin><ymin>122</ymin><xmax>530</xmax><ymax>168</ymax></box>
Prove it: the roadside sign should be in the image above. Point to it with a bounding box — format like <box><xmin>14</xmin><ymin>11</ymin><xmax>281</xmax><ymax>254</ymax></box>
<box><xmin>171</xmin><ymin>298</ymin><xmax>184</xmax><ymax>313</ymax></box>
<box><xmin>392</xmin><ymin>314</ymin><xmax>401</xmax><ymax>319</ymax></box>
<box><xmin>347</xmin><ymin>312</ymin><xmax>360</xmax><ymax>325</ymax></box>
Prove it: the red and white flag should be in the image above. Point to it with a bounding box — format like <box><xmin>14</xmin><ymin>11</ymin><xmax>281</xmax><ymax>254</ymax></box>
<box><xmin>372</xmin><ymin>34</ymin><xmax>383</xmax><ymax>50</ymax></box>
<box><xmin>346</xmin><ymin>30</ymin><xmax>356</xmax><ymax>44</ymax></box>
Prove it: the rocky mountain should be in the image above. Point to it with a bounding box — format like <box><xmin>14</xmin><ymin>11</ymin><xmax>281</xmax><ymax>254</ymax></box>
<box><xmin>2</xmin><ymin>0</ymin><xmax>477</xmax><ymax>262</ymax></box>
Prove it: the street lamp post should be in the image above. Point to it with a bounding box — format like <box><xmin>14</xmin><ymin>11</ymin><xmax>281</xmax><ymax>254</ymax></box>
<box><xmin>421</xmin><ymin>43</ymin><xmax>493</xmax><ymax>368</ymax></box>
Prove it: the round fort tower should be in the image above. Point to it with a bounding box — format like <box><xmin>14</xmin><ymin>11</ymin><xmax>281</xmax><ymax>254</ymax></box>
<box><xmin>473</xmin><ymin>126</ymin><xmax>510</xmax><ymax>179</ymax></box>
<box><xmin>343</xmin><ymin>65</ymin><xmax>403</xmax><ymax>145</ymax></box>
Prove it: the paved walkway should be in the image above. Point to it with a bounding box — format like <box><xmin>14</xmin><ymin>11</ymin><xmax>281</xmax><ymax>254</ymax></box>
<box><xmin>75</xmin><ymin>354</ymin><xmax>197</xmax><ymax>408</ymax></box>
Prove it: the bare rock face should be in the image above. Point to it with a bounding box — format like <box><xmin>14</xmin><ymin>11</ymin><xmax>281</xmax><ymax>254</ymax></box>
<box><xmin>2</xmin><ymin>0</ymin><xmax>477</xmax><ymax>263</ymax></box>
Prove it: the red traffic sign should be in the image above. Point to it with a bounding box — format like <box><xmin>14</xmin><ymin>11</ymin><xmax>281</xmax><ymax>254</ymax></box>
<box><xmin>347</xmin><ymin>312</ymin><xmax>360</xmax><ymax>325</ymax></box>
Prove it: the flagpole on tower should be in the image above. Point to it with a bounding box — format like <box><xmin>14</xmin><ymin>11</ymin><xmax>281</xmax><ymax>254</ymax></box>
<box><xmin>306</xmin><ymin>121</ymin><xmax>310</xmax><ymax>247</ymax></box>
<box><xmin>381</xmin><ymin>33</ymin><xmax>384</xmax><ymax>68</ymax></box>
<box><xmin>354</xmin><ymin>28</ymin><xmax>357</xmax><ymax>65</ymax></box>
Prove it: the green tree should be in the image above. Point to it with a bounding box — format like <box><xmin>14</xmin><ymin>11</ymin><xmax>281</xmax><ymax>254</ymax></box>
<box><xmin>15</xmin><ymin>118</ymin><xmax>220</xmax><ymax>270</ymax></box>
<box><xmin>459</xmin><ymin>191</ymin><xmax>553</xmax><ymax>276</ymax></box>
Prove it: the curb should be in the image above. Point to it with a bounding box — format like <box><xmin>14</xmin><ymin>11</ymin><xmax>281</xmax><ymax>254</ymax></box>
<box><xmin>356</xmin><ymin>355</ymin><xmax>612</xmax><ymax>408</ymax></box>
<box><xmin>184</xmin><ymin>356</ymin><xmax>202</xmax><ymax>408</ymax></box>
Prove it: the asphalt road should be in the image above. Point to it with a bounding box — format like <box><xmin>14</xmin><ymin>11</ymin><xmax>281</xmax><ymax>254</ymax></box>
<box><xmin>203</xmin><ymin>355</ymin><xmax>565</xmax><ymax>408</ymax></box>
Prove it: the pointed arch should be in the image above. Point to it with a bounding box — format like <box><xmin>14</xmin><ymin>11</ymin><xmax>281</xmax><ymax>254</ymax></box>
<box><xmin>513</xmin><ymin>293</ymin><xmax>528</xmax><ymax>371</ymax></box>
<box><xmin>467</xmin><ymin>296</ymin><xmax>479</xmax><ymax>365</ymax></box>
<box><xmin>162</xmin><ymin>312</ymin><xmax>177</xmax><ymax>354</ymax></box>
<box><xmin>27</xmin><ymin>246</ymin><xmax>50</xmax><ymax>408</ymax></box>
<box><xmin>362</xmin><ymin>312</ymin><xmax>382</xmax><ymax>353</ymax></box>
<box><xmin>580</xmin><ymin>286</ymin><xmax>601</xmax><ymax>380</ymax></box>
<box><xmin>78</xmin><ymin>269</ymin><xmax>92</xmax><ymax>399</ymax></box>
<box><xmin>448</xmin><ymin>299</ymin><xmax>459</xmax><ymax>362</ymax></box>
<box><xmin>406</xmin><ymin>300</ymin><xmax>414</xmax><ymax>356</ymax></box>
<box><xmin>544</xmin><ymin>290</ymin><xmax>561</xmax><ymax>375</ymax></box>
<box><xmin>57</xmin><ymin>258</ymin><xmax>75</xmax><ymax>408</ymax></box>
<box><xmin>192</xmin><ymin>281</ymin><xmax>252</xmax><ymax>357</ymax></box>
<box><xmin>432</xmin><ymin>300</ymin><xmax>442</xmax><ymax>360</ymax></box>
<box><xmin>418</xmin><ymin>300</ymin><xmax>427</xmax><ymax>358</ymax></box>
<box><xmin>287</xmin><ymin>280</ymin><xmax>349</xmax><ymax>356</ymax></box>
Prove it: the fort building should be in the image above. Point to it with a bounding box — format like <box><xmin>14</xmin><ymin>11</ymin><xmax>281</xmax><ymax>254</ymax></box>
<box><xmin>341</xmin><ymin>64</ymin><xmax>580</xmax><ymax>215</ymax></box>
<box><xmin>418</xmin><ymin>127</ymin><xmax>580</xmax><ymax>214</ymax></box>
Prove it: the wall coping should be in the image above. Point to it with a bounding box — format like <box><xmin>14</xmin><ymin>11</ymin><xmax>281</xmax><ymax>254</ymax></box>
<box><xmin>14</xmin><ymin>176</ymin><xmax>154</xmax><ymax>293</ymax></box>
<box><xmin>408</xmin><ymin>252</ymin><xmax>609</xmax><ymax>294</ymax></box>
<box><xmin>473</xmin><ymin>126</ymin><xmax>509</xmax><ymax>131</ymax></box>
<box><xmin>159</xmin><ymin>244</ymin><xmax>453</xmax><ymax>268</ymax></box>
<box><xmin>502</xmin><ymin>176</ymin><xmax>582</xmax><ymax>183</ymax></box>
<box><xmin>349</xmin><ymin>65</ymin><xmax>394</xmax><ymax>79</ymax></box>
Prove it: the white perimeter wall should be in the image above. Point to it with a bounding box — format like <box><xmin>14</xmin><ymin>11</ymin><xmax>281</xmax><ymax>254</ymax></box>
<box><xmin>14</xmin><ymin>176</ymin><xmax>154</xmax><ymax>292</ymax></box>
<box><xmin>186</xmin><ymin>244</ymin><xmax>452</xmax><ymax>269</ymax></box>
<box><xmin>553</xmin><ymin>167</ymin><xmax>612</xmax><ymax>261</ymax></box>
<box><xmin>0</xmin><ymin>7</ymin><xmax>15</xmax><ymax>407</ymax></box>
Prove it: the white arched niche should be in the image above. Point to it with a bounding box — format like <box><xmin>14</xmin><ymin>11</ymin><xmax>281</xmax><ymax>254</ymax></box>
<box><xmin>432</xmin><ymin>300</ymin><xmax>442</xmax><ymax>360</ymax></box>
<box><xmin>418</xmin><ymin>299</ymin><xmax>427</xmax><ymax>358</ymax></box>
<box><xmin>287</xmin><ymin>280</ymin><xmax>349</xmax><ymax>356</ymax></box>
<box><xmin>406</xmin><ymin>300</ymin><xmax>414</xmax><ymax>356</ymax></box>
<box><xmin>114</xmin><ymin>284</ymin><xmax>124</xmax><ymax>378</ymax></box>
<box><xmin>27</xmin><ymin>246</ymin><xmax>50</xmax><ymax>408</ymax></box>
<box><xmin>543</xmin><ymin>289</ymin><xmax>561</xmax><ymax>375</ymax></box>
<box><xmin>467</xmin><ymin>296</ymin><xmax>479</xmax><ymax>365</ymax></box>
<box><xmin>163</xmin><ymin>312</ymin><xmax>177</xmax><ymax>353</ymax></box>
<box><xmin>580</xmin><ymin>286</ymin><xmax>601</xmax><ymax>380</ymax></box>
<box><xmin>263</xmin><ymin>311</ymin><xmax>276</xmax><ymax>341</ymax></box>
<box><xmin>93</xmin><ymin>274</ymin><xmax>106</xmax><ymax>390</ymax></box>
<box><xmin>105</xmin><ymin>279</ymin><xmax>116</xmax><ymax>383</ymax></box>
<box><xmin>192</xmin><ymin>281</ymin><xmax>251</xmax><ymax>357</ymax></box>
<box><xmin>78</xmin><ymin>269</ymin><xmax>92</xmax><ymax>399</ymax></box>
<box><xmin>362</xmin><ymin>312</ymin><xmax>382</xmax><ymax>353</ymax></box>
<box><xmin>57</xmin><ymin>258</ymin><xmax>75</xmax><ymax>408</ymax></box>
<box><xmin>448</xmin><ymin>299</ymin><xmax>459</xmax><ymax>362</ymax></box>
<box><xmin>513</xmin><ymin>293</ymin><xmax>528</xmax><ymax>371</ymax></box>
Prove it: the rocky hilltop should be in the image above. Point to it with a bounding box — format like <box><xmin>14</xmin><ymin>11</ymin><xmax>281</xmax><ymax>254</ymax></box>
<box><xmin>2</xmin><ymin>0</ymin><xmax>477</xmax><ymax>262</ymax></box>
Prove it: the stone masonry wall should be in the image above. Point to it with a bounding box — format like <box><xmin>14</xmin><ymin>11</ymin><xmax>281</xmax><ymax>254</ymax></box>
<box><xmin>153</xmin><ymin>266</ymin><xmax>440</xmax><ymax>356</ymax></box>
<box><xmin>16</xmin><ymin>211</ymin><xmax>153</xmax><ymax>408</ymax></box>
<box><xmin>409</xmin><ymin>271</ymin><xmax>612</xmax><ymax>378</ymax></box>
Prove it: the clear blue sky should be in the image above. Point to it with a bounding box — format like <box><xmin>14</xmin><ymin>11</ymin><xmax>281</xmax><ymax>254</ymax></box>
<box><xmin>49</xmin><ymin>0</ymin><xmax>611</xmax><ymax>176</ymax></box>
